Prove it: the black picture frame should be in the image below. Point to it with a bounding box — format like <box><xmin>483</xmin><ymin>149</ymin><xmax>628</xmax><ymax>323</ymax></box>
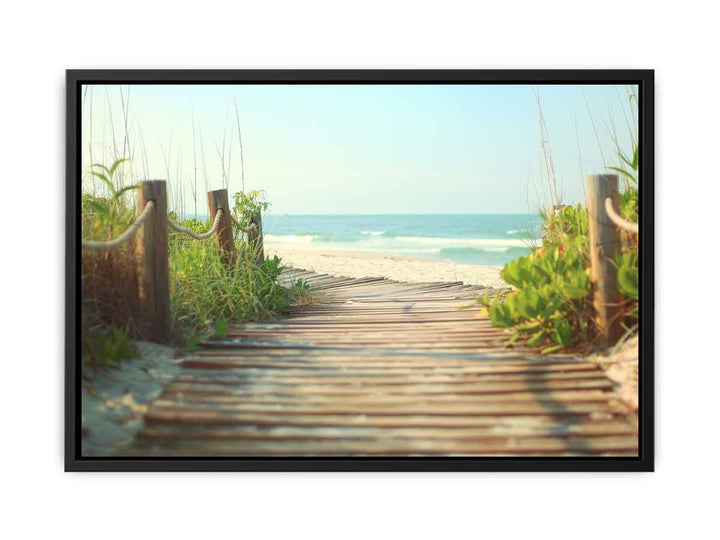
<box><xmin>66</xmin><ymin>69</ymin><xmax>654</xmax><ymax>472</ymax></box>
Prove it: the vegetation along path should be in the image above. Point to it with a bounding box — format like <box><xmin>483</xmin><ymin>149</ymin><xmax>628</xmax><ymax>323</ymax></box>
<box><xmin>127</xmin><ymin>269</ymin><xmax>638</xmax><ymax>456</ymax></box>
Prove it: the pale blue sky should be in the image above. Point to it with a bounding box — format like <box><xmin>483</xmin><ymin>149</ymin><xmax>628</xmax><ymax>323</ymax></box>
<box><xmin>81</xmin><ymin>83</ymin><xmax>637</xmax><ymax>215</ymax></box>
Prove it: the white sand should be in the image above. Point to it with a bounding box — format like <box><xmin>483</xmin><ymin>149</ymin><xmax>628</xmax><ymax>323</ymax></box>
<box><xmin>266</xmin><ymin>242</ymin><xmax>506</xmax><ymax>288</ymax></box>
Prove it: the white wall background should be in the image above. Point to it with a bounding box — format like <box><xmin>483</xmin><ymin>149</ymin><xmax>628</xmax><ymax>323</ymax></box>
<box><xmin>1</xmin><ymin>1</ymin><xmax>718</xmax><ymax>538</ymax></box>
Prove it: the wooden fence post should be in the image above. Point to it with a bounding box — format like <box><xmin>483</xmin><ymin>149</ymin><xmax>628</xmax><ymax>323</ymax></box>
<box><xmin>586</xmin><ymin>174</ymin><xmax>622</xmax><ymax>346</ymax></box>
<box><xmin>248</xmin><ymin>211</ymin><xmax>265</xmax><ymax>265</ymax></box>
<box><xmin>207</xmin><ymin>189</ymin><xmax>236</xmax><ymax>266</ymax></box>
<box><xmin>135</xmin><ymin>180</ymin><xmax>171</xmax><ymax>343</ymax></box>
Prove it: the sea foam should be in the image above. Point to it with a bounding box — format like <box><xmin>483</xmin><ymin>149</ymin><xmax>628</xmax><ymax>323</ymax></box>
<box><xmin>395</xmin><ymin>236</ymin><xmax>531</xmax><ymax>248</ymax></box>
<box><xmin>264</xmin><ymin>234</ymin><xmax>317</xmax><ymax>245</ymax></box>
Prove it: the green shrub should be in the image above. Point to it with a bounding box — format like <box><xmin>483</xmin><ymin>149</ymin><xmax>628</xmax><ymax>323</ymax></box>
<box><xmin>291</xmin><ymin>278</ymin><xmax>311</xmax><ymax>291</ymax></box>
<box><xmin>481</xmin><ymin>149</ymin><xmax>639</xmax><ymax>353</ymax></box>
<box><xmin>82</xmin><ymin>323</ymin><xmax>137</xmax><ymax>368</ymax></box>
<box><xmin>84</xmin><ymin>159</ymin><xmax>137</xmax><ymax>242</ymax></box>
<box><xmin>212</xmin><ymin>318</ymin><xmax>229</xmax><ymax>340</ymax></box>
<box><xmin>480</xmin><ymin>235</ymin><xmax>593</xmax><ymax>354</ymax></box>
<box><xmin>286</xmin><ymin>278</ymin><xmax>321</xmax><ymax>306</ymax></box>
<box><xmin>541</xmin><ymin>204</ymin><xmax>589</xmax><ymax>247</ymax></box>
<box><xmin>232</xmin><ymin>189</ymin><xmax>270</xmax><ymax>226</ymax></box>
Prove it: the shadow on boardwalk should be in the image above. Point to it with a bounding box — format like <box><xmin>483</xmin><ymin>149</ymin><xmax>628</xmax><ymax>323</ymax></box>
<box><xmin>121</xmin><ymin>268</ymin><xmax>638</xmax><ymax>457</ymax></box>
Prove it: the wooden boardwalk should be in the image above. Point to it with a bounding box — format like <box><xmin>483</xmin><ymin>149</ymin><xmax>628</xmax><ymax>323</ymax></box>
<box><xmin>127</xmin><ymin>269</ymin><xmax>638</xmax><ymax>456</ymax></box>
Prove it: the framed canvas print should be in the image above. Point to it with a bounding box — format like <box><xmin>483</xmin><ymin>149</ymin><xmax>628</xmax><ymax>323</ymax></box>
<box><xmin>66</xmin><ymin>69</ymin><xmax>653</xmax><ymax>471</ymax></box>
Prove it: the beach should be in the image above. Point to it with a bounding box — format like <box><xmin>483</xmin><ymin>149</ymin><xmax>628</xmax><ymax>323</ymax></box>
<box><xmin>260</xmin><ymin>213</ymin><xmax>537</xmax><ymax>287</ymax></box>
<box><xmin>266</xmin><ymin>242</ymin><xmax>506</xmax><ymax>288</ymax></box>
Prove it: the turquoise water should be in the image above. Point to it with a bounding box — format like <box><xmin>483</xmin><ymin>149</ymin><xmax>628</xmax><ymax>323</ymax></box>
<box><xmin>262</xmin><ymin>214</ymin><xmax>542</xmax><ymax>266</ymax></box>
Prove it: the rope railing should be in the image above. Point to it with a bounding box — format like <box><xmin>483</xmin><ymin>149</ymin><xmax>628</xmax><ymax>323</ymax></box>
<box><xmin>167</xmin><ymin>208</ymin><xmax>224</xmax><ymax>240</ymax></box>
<box><xmin>82</xmin><ymin>181</ymin><xmax>263</xmax><ymax>342</ymax></box>
<box><xmin>81</xmin><ymin>201</ymin><xmax>155</xmax><ymax>250</ymax></box>
<box><xmin>83</xmin><ymin>205</ymin><xmax>258</xmax><ymax>250</ymax></box>
<box><xmin>230</xmin><ymin>214</ymin><xmax>257</xmax><ymax>234</ymax></box>
<box><xmin>604</xmin><ymin>197</ymin><xmax>639</xmax><ymax>234</ymax></box>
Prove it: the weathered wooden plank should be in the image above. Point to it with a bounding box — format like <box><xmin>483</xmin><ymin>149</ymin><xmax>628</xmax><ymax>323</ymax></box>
<box><xmin>125</xmin><ymin>436</ymin><xmax>639</xmax><ymax>456</ymax></box>
<box><xmin>190</xmin><ymin>348</ymin><xmax>583</xmax><ymax>360</ymax></box>
<box><xmin>228</xmin><ymin>325</ymin><xmax>505</xmax><ymax>336</ymax></box>
<box><xmin>173</xmin><ymin>377</ymin><xmax>606</xmax><ymax>389</ymax></box>
<box><xmin>159</xmin><ymin>392</ymin><xmax>617</xmax><ymax>411</ymax></box>
<box><xmin>199</xmin><ymin>341</ymin><xmax>517</xmax><ymax>352</ymax></box>
<box><xmin>181</xmin><ymin>361</ymin><xmax>597</xmax><ymax>374</ymax></box>
<box><xmin>163</xmin><ymin>379</ymin><xmax>614</xmax><ymax>398</ymax></box>
<box><xmin>182</xmin><ymin>359</ymin><xmax>608</xmax><ymax>381</ymax></box>
<box><xmin>138</xmin><ymin>422</ymin><xmax>637</xmax><ymax>442</ymax></box>
<box><xmin>149</xmin><ymin>400</ymin><xmax>627</xmax><ymax>417</ymax></box>
<box><xmin>173</xmin><ymin>369</ymin><xmax>607</xmax><ymax>385</ymax></box>
<box><xmin>143</xmin><ymin>409</ymin><xmax>627</xmax><ymax>428</ymax></box>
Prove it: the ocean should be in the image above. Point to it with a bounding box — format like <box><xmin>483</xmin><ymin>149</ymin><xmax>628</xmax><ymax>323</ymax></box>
<box><xmin>262</xmin><ymin>214</ymin><xmax>542</xmax><ymax>266</ymax></box>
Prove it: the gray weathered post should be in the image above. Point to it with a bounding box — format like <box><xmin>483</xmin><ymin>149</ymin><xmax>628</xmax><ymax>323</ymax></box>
<box><xmin>135</xmin><ymin>180</ymin><xmax>171</xmax><ymax>343</ymax></box>
<box><xmin>208</xmin><ymin>189</ymin><xmax>236</xmax><ymax>266</ymax></box>
<box><xmin>248</xmin><ymin>210</ymin><xmax>264</xmax><ymax>265</ymax></box>
<box><xmin>586</xmin><ymin>174</ymin><xmax>622</xmax><ymax>346</ymax></box>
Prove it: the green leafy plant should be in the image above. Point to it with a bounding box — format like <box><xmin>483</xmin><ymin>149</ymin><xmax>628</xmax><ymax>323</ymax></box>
<box><xmin>286</xmin><ymin>278</ymin><xmax>321</xmax><ymax>306</ymax></box>
<box><xmin>608</xmin><ymin>147</ymin><xmax>639</xmax><ymax>185</ymax></box>
<box><xmin>259</xmin><ymin>255</ymin><xmax>284</xmax><ymax>280</ymax></box>
<box><xmin>85</xmin><ymin>158</ymin><xmax>138</xmax><ymax>241</ymax></box>
<box><xmin>617</xmin><ymin>253</ymin><xmax>638</xmax><ymax>300</ymax></box>
<box><xmin>212</xmin><ymin>318</ymin><xmax>229</xmax><ymax>340</ymax></box>
<box><xmin>183</xmin><ymin>332</ymin><xmax>202</xmax><ymax>352</ymax></box>
<box><xmin>292</xmin><ymin>278</ymin><xmax>311</xmax><ymax>291</ymax></box>
<box><xmin>541</xmin><ymin>204</ymin><xmax>589</xmax><ymax>246</ymax></box>
<box><xmin>232</xmin><ymin>189</ymin><xmax>270</xmax><ymax>227</ymax></box>
<box><xmin>613</xmin><ymin>162</ymin><xmax>639</xmax><ymax>322</ymax></box>
<box><xmin>82</xmin><ymin>324</ymin><xmax>137</xmax><ymax>368</ymax></box>
<box><xmin>480</xmin><ymin>236</ymin><xmax>593</xmax><ymax>354</ymax></box>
